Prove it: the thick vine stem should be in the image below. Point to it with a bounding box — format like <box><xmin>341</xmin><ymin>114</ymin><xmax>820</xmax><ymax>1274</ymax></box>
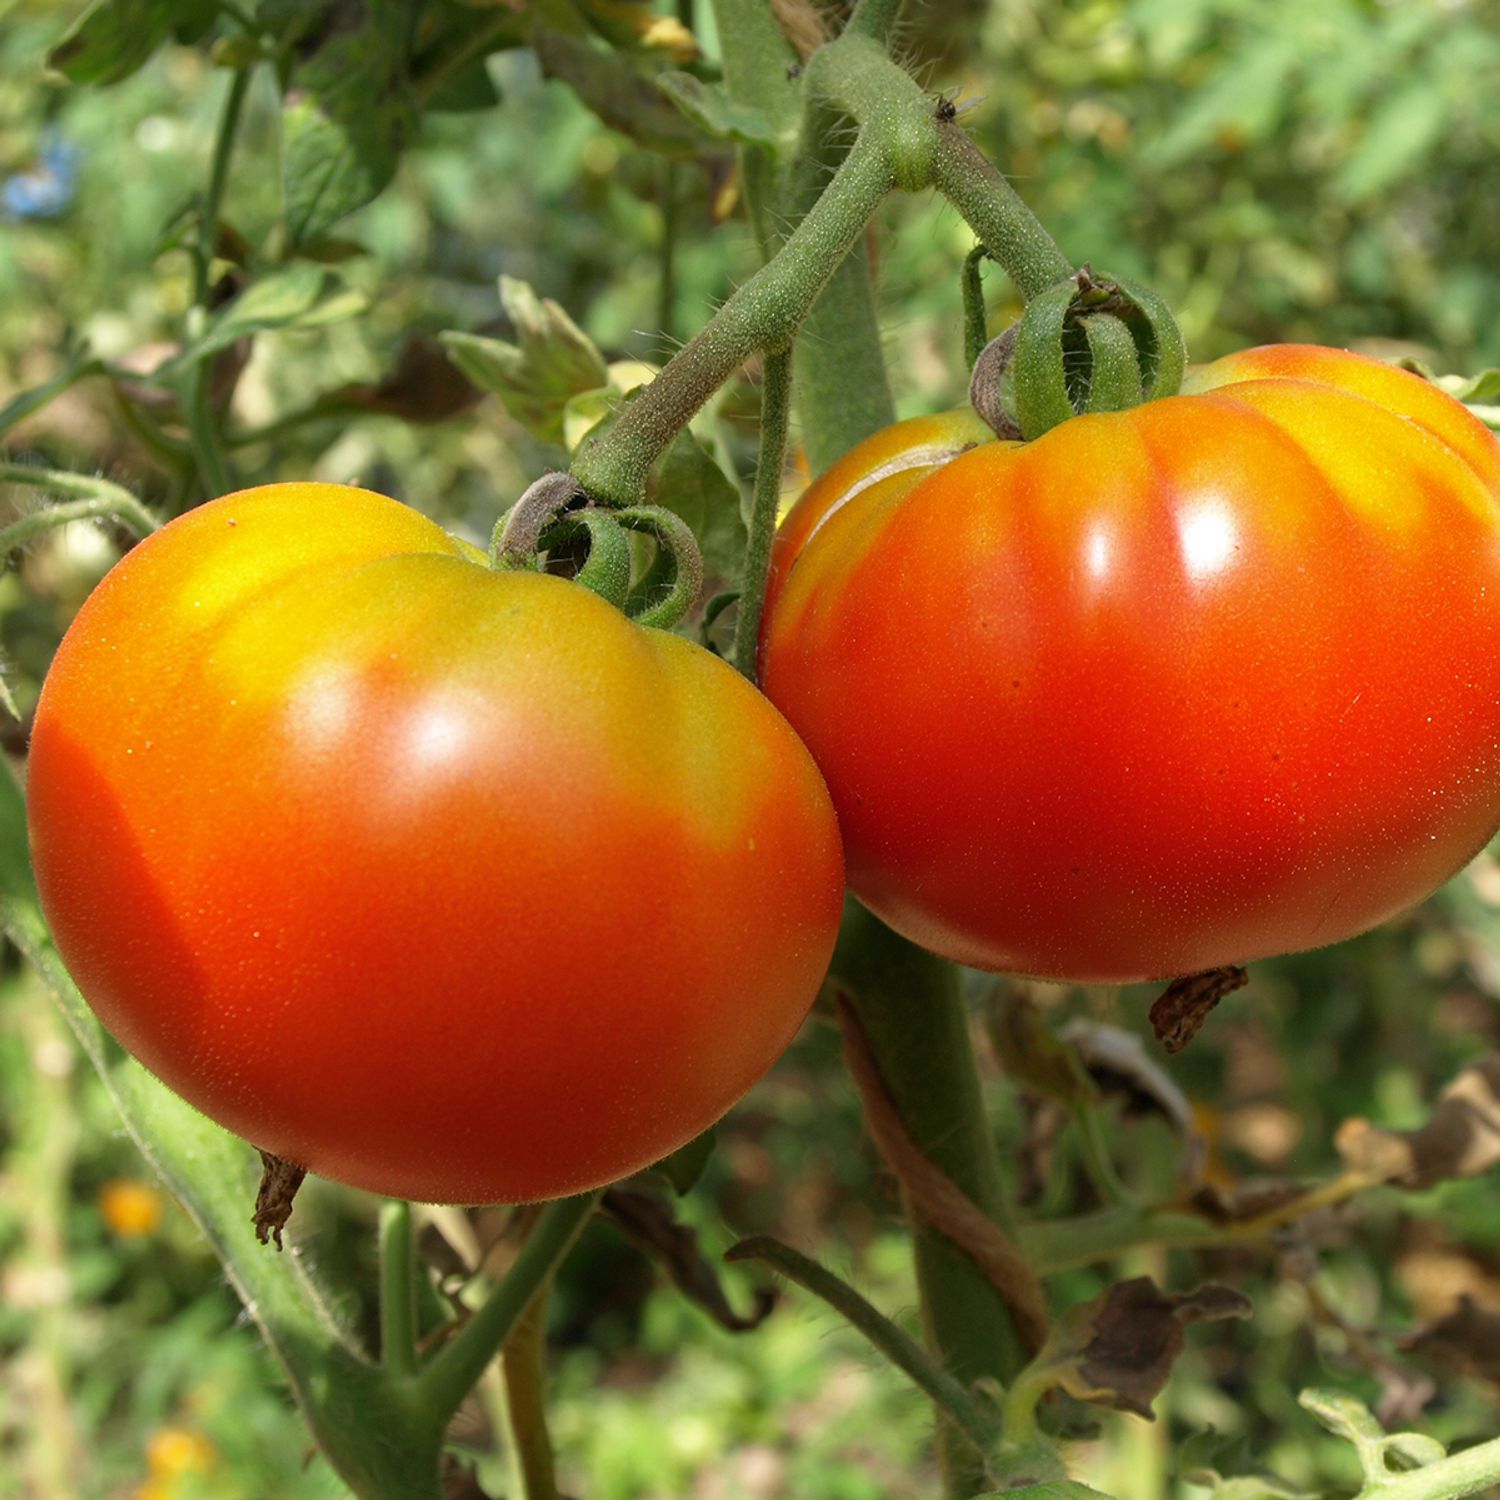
<box><xmin>829</xmin><ymin>901</ymin><xmax>1032</xmax><ymax>1498</ymax></box>
<box><xmin>931</xmin><ymin>124</ymin><xmax>1074</xmax><ymax>301</ymax></box>
<box><xmin>570</xmin><ymin>128</ymin><xmax>897</xmax><ymax>506</ymax></box>
<box><xmin>801</xmin><ymin>33</ymin><xmax>934</xmax><ymax>190</ymax></box>
<box><xmin>731</xmin><ymin>347</ymin><xmax>792</xmax><ymax>679</ymax></box>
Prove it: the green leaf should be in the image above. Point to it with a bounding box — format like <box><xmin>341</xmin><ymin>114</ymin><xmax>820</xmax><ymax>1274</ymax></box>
<box><xmin>1336</xmin><ymin>80</ymin><xmax>1449</xmax><ymax>202</ymax></box>
<box><xmin>655</xmin><ymin>71</ymin><xmax>781</xmax><ymax>146</ymax></box>
<box><xmin>158</xmin><ymin>266</ymin><xmax>367</xmax><ymax>374</ymax></box>
<box><xmin>441</xmin><ymin>277</ymin><xmax>609</xmax><ymax>443</ymax></box>
<box><xmin>424</xmin><ymin>58</ymin><xmax>502</xmax><ymax>112</ymax></box>
<box><xmin>532</xmin><ymin>29</ymin><xmax>708</xmax><ymax>160</ymax></box>
<box><xmin>1453</xmin><ymin>368</ymin><xmax>1500</xmax><ymax>405</ymax></box>
<box><xmin>281</xmin><ymin>0</ymin><xmax>419</xmax><ymax>246</ymax></box>
<box><xmin>46</xmin><ymin>0</ymin><xmax>180</xmax><ymax>86</ymax></box>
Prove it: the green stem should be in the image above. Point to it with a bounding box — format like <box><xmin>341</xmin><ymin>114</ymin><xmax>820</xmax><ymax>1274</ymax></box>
<box><xmin>930</xmin><ymin>122</ymin><xmax>1073</xmax><ymax>300</ymax></box>
<box><xmin>727</xmin><ymin>1235</ymin><xmax>1000</xmax><ymax>1455</ymax></box>
<box><xmin>1069</xmin><ymin>1102</ymin><xmax>1137</xmax><ymax>1210</ymax></box>
<box><xmin>419</xmin><ymin>1193</ymin><xmax>599</xmax><ymax>1421</ymax></box>
<box><xmin>0</xmin><ymin>359</ymin><xmax>106</xmax><ymax>442</ymax></box>
<box><xmin>571</xmin><ymin>128</ymin><xmax>895</xmax><ymax>504</ymax></box>
<box><xmin>830</xmin><ymin>902</ymin><xmax>1030</xmax><ymax>1498</ymax></box>
<box><xmin>1019</xmin><ymin>1170</ymin><xmax>1386</xmax><ymax>1274</ymax></box>
<box><xmin>962</xmin><ymin>246</ymin><xmax>990</xmax><ymax>367</ymax></box>
<box><xmin>731</xmin><ymin>347</ymin><xmax>791</xmax><ymax>678</ymax></box>
<box><xmin>181</xmin><ymin>64</ymin><xmax>252</xmax><ymax>500</ymax></box>
<box><xmin>501</xmin><ymin>1273</ymin><xmax>562</xmax><ymax>1500</ymax></box>
<box><xmin>709</xmin><ymin>0</ymin><xmax>800</xmax><ymax>262</ymax></box>
<box><xmin>845</xmin><ymin>0</ymin><xmax>907</xmax><ymax>42</ymax></box>
<box><xmin>0</xmin><ymin>475</ymin><xmax>160</xmax><ymax>546</ymax></box>
<box><xmin>109</xmin><ymin>385</ymin><xmax>192</xmax><ymax>466</ymax></box>
<box><xmin>380</xmin><ymin>1200</ymin><xmax>418</xmax><ymax>1380</ymax></box>
<box><xmin>1365</xmin><ymin>1437</ymin><xmax>1500</xmax><ymax>1500</ymax></box>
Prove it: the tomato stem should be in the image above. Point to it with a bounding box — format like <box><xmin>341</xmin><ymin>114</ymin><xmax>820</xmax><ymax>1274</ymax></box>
<box><xmin>929</xmin><ymin>123</ymin><xmax>1075</xmax><ymax>300</ymax></box>
<box><xmin>379</xmin><ymin>1200</ymin><xmax>418</xmax><ymax>1381</ymax></box>
<box><xmin>417</xmin><ymin>1192</ymin><xmax>600</xmax><ymax>1424</ymax></box>
<box><xmin>961</xmin><ymin>246</ymin><xmax>992</xmax><ymax>368</ymax></box>
<box><xmin>570</xmin><ymin>127</ymin><xmax>896</xmax><ymax>506</ymax></box>
<box><xmin>731</xmin><ymin>347</ymin><xmax>791</xmax><ymax>679</ymax></box>
<box><xmin>725</xmin><ymin>1235</ymin><xmax>1002</xmax><ymax>1456</ymax></box>
<box><xmin>500</xmin><ymin>1268</ymin><xmax>563</xmax><ymax>1500</ymax></box>
<box><xmin>0</xmin><ymin>473</ymin><xmax>159</xmax><ymax>550</ymax></box>
<box><xmin>829</xmin><ymin>903</ymin><xmax>1036</xmax><ymax>1498</ymax></box>
<box><xmin>179</xmin><ymin>63</ymin><xmax>253</xmax><ymax>502</ymax></box>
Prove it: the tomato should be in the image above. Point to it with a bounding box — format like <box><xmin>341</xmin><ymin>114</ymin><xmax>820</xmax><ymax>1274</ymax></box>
<box><xmin>759</xmin><ymin>346</ymin><xmax>1500</xmax><ymax>983</ymax></box>
<box><xmin>28</xmin><ymin>484</ymin><xmax>844</xmax><ymax>1203</ymax></box>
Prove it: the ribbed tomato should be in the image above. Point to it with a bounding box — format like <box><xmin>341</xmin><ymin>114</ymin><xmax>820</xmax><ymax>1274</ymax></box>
<box><xmin>759</xmin><ymin>346</ymin><xmax>1500</xmax><ymax>982</ymax></box>
<box><xmin>28</xmin><ymin>484</ymin><xmax>844</xmax><ymax>1203</ymax></box>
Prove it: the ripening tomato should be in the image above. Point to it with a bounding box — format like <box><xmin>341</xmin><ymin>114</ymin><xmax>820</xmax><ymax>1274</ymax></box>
<box><xmin>28</xmin><ymin>484</ymin><xmax>844</xmax><ymax>1203</ymax></box>
<box><xmin>759</xmin><ymin>346</ymin><xmax>1500</xmax><ymax>983</ymax></box>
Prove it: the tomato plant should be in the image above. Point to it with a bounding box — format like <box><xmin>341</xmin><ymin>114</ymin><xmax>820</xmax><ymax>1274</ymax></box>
<box><xmin>26</xmin><ymin>482</ymin><xmax>844</xmax><ymax>1204</ymax></box>
<box><xmin>760</xmin><ymin>346</ymin><xmax>1500</xmax><ymax>982</ymax></box>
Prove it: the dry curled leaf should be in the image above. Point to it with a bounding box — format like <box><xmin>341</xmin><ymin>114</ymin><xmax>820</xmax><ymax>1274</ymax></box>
<box><xmin>1335</xmin><ymin>1054</ymin><xmax>1500</xmax><ymax>1189</ymax></box>
<box><xmin>1041</xmin><ymin>1277</ymin><xmax>1251</xmax><ymax>1418</ymax></box>
<box><xmin>602</xmin><ymin>1188</ymin><xmax>775</xmax><ymax>1333</ymax></box>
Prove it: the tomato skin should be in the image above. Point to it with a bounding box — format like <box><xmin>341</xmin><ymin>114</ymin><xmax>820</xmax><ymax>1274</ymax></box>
<box><xmin>760</xmin><ymin>346</ymin><xmax>1500</xmax><ymax>983</ymax></box>
<box><xmin>28</xmin><ymin>484</ymin><xmax>844</xmax><ymax>1204</ymax></box>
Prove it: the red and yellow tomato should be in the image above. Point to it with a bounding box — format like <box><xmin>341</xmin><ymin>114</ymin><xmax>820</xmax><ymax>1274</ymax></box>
<box><xmin>760</xmin><ymin>346</ymin><xmax>1500</xmax><ymax>982</ymax></box>
<box><xmin>28</xmin><ymin>484</ymin><xmax>844</xmax><ymax>1203</ymax></box>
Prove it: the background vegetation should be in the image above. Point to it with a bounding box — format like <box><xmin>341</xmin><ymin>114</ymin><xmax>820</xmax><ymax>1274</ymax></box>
<box><xmin>1</xmin><ymin>0</ymin><xmax>1498</xmax><ymax>1495</ymax></box>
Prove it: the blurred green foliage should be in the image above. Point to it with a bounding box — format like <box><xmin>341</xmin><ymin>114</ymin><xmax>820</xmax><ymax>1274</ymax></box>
<box><xmin>2</xmin><ymin>0</ymin><xmax>1499</xmax><ymax>1496</ymax></box>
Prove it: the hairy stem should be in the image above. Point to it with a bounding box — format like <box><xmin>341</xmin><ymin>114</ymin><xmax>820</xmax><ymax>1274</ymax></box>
<box><xmin>380</xmin><ymin>1200</ymin><xmax>418</xmax><ymax>1380</ymax></box>
<box><xmin>731</xmin><ymin>347</ymin><xmax>791</xmax><ymax>678</ymax></box>
<box><xmin>181</xmin><ymin>64</ymin><xmax>252</xmax><ymax>500</ymax></box>
<box><xmin>419</xmin><ymin>1194</ymin><xmax>599</xmax><ymax>1422</ymax></box>
<box><xmin>727</xmin><ymin>1236</ymin><xmax>1000</xmax><ymax>1455</ymax></box>
<box><xmin>930</xmin><ymin>123</ymin><xmax>1073</xmax><ymax>299</ymax></box>
<box><xmin>0</xmin><ymin>475</ymin><xmax>160</xmax><ymax>547</ymax></box>
<box><xmin>571</xmin><ymin>129</ymin><xmax>894</xmax><ymax>504</ymax></box>
<box><xmin>502</xmin><ymin>1273</ymin><xmax>562</xmax><ymax>1500</ymax></box>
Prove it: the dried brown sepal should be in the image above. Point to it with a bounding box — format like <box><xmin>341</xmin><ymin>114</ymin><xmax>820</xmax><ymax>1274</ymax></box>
<box><xmin>1150</xmin><ymin>966</ymin><xmax>1248</xmax><ymax>1054</ymax></box>
<box><xmin>1335</xmin><ymin>1054</ymin><xmax>1500</xmax><ymax>1189</ymax></box>
<box><xmin>602</xmin><ymin>1187</ymin><xmax>775</xmax><ymax>1333</ymax></box>
<box><xmin>253</xmin><ymin>1150</ymin><xmax>307</xmax><ymax>1250</ymax></box>
<box><xmin>1044</xmin><ymin>1276</ymin><xmax>1251</xmax><ymax>1419</ymax></box>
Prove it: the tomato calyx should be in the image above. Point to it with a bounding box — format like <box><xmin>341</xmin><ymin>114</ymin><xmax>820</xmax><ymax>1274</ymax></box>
<box><xmin>1149</xmin><ymin>967</ymin><xmax>1249</xmax><ymax>1055</ymax></box>
<box><xmin>253</xmin><ymin>1150</ymin><xmax>306</xmax><ymax>1250</ymax></box>
<box><xmin>969</xmin><ymin>267</ymin><xmax>1187</xmax><ymax>441</ymax></box>
<box><xmin>493</xmin><ymin>472</ymin><xmax>705</xmax><ymax>631</ymax></box>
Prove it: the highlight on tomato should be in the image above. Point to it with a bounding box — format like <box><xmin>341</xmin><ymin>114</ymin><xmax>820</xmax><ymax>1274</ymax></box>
<box><xmin>759</xmin><ymin>346</ymin><xmax>1500</xmax><ymax>984</ymax></box>
<box><xmin>27</xmin><ymin>484</ymin><xmax>845</xmax><ymax>1204</ymax></box>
